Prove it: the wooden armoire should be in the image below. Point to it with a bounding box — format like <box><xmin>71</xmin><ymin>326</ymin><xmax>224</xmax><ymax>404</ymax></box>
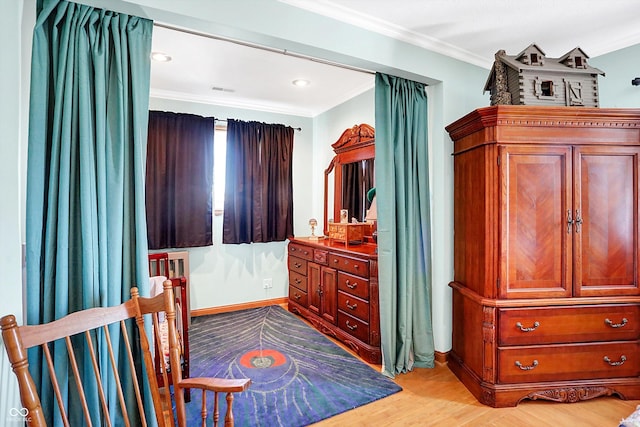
<box><xmin>446</xmin><ymin>105</ymin><xmax>640</xmax><ymax>407</ymax></box>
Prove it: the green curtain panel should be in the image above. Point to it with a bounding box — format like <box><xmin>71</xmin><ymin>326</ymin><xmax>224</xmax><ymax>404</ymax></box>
<box><xmin>26</xmin><ymin>0</ymin><xmax>153</xmax><ymax>424</ymax></box>
<box><xmin>375</xmin><ymin>73</ymin><xmax>435</xmax><ymax>377</ymax></box>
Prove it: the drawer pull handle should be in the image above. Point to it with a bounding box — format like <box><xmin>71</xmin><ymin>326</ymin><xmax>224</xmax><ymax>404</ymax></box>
<box><xmin>333</xmin><ymin>259</ymin><xmax>339</xmax><ymax>264</ymax></box>
<box><xmin>345</xmin><ymin>320</ymin><xmax>358</xmax><ymax>331</ymax></box>
<box><xmin>515</xmin><ymin>360</ymin><xmax>538</xmax><ymax>371</ymax></box>
<box><xmin>604</xmin><ymin>355</ymin><xmax>626</xmax><ymax>366</ymax></box>
<box><xmin>605</xmin><ymin>317</ymin><xmax>628</xmax><ymax>328</ymax></box>
<box><xmin>295</xmin><ymin>278</ymin><xmax>301</xmax><ymax>284</ymax></box>
<box><xmin>515</xmin><ymin>321</ymin><xmax>540</xmax><ymax>332</ymax></box>
<box><xmin>345</xmin><ymin>280</ymin><xmax>357</xmax><ymax>289</ymax></box>
<box><xmin>294</xmin><ymin>293</ymin><xmax>301</xmax><ymax>300</ymax></box>
<box><xmin>304</xmin><ymin>251</ymin><xmax>309</xmax><ymax>255</ymax></box>
<box><xmin>294</xmin><ymin>262</ymin><xmax>302</xmax><ymax>268</ymax></box>
<box><xmin>345</xmin><ymin>300</ymin><xmax>357</xmax><ymax>310</ymax></box>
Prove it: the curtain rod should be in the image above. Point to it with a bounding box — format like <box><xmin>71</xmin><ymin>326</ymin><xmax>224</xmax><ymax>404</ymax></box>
<box><xmin>153</xmin><ymin>22</ymin><xmax>375</xmax><ymax>76</ymax></box>
<box><xmin>215</xmin><ymin>118</ymin><xmax>302</xmax><ymax>131</ymax></box>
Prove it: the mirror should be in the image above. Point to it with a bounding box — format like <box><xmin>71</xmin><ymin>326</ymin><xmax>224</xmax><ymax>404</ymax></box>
<box><xmin>323</xmin><ymin>124</ymin><xmax>375</xmax><ymax>236</ymax></box>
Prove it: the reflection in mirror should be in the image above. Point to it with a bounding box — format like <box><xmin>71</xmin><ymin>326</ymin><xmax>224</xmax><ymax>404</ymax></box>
<box><xmin>342</xmin><ymin>159</ymin><xmax>374</xmax><ymax>222</ymax></box>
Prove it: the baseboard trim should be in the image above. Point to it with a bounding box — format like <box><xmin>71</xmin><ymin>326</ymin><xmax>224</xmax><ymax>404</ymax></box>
<box><xmin>191</xmin><ymin>297</ymin><xmax>289</xmax><ymax>317</ymax></box>
<box><xmin>435</xmin><ymin>350</ymin><xmax>449</xmax><ymax>364</ymax></box>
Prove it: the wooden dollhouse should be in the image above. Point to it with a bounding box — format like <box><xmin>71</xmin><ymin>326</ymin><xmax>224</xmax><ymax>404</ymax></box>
<box><xmin>484</xmin><ymin>43</ymin><xmax>605</xmax><ymax>107</ymax></box>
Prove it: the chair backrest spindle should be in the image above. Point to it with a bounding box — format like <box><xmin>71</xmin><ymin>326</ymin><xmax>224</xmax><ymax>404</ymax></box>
<box><xmin>2</xmin><ymin>282</ymin><xmax>250</xmax><ymax>426</ymax></box>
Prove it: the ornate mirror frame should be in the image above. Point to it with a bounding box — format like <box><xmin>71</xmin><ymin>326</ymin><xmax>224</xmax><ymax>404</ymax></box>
<box><xmin>323</xmin><ymin>123</ymin><xmax>375</xmax><ymax>236</ymax></box>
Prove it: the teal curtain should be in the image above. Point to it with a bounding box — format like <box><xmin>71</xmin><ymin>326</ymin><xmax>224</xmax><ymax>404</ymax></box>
<box><xmin>375</xmin><ymin>73</ymin><xmax>435</xmax><ymax>377</ymax></box>
<box><xmin>26</xmin><ymin>1</ymin><xmax>153</xmax><ymax>425</ymax></box>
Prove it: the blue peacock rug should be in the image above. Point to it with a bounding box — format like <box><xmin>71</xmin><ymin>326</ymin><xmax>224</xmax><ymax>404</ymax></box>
<box><xmin>184</xmin><ymin>305</ymin><xmax>402</xmax><ymax>426</ymax></box>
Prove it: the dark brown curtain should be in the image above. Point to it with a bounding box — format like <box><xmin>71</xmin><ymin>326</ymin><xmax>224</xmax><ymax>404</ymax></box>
<box><xmin>342</xmin><ymin>159</ymin><xmax>375</xmax><ymax>221</ymax></box>
<box><xmin>342</xmin><ymin>162</ymin><xmax>362</xmax><ymax>221</ymax></box>
<box><xmin>146</xmin><ymin>111</ymin><xmax>214</xmax><ymax>249</ymax></box>
<box><xmin>223</xmin><ymin>119</ymin><xmax>294</xmax><ymax>244</ymax></box>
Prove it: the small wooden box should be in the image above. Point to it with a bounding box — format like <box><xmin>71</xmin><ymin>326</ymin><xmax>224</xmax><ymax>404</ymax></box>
<box><xmin>328</xmin><ymin>222</ymin><xmax>365</xmax><ymax>246</ymax></box>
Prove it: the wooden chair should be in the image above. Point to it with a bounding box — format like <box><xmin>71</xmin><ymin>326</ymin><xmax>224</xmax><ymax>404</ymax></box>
<box><xmin>149</xmin><ymin>253</ymin><xmax>191</xmax><ymax>402</ymax></box>
<box><xmin>149</xmin><ymin>252</ymin><xmax>170</xmax><ymax>277</ymax></box>
<box><xmin>1</xmin><ymin>280</ymin><xmax>250</xmax><ymax>427</ymax></box>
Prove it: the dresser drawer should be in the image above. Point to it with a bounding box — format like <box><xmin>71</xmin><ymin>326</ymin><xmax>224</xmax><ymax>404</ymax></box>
<box><xmin>288</xmin><ymin>256</ymin><xmax>307</xmax><ymax>276</ymax></box>
<box><xmin>328</xmin><ymin>253</ymin><xmax>369</xmax><ymax>278</ymax></box>
<box><xmin>314</xmin><ymin>249</ymin><xmax>328</xmax><ymax>265</ymax></box>
<box><xmin>498</xmin><ymin>341</ymin><xmax>640</xmax><ymax>384</ymax></box>
<box><xmin>337</xmin><ymin>271</ymin><xmax>369</xmax><ymax>300</ymax></box>
<box><xmin>338</xmin><ymin>291</ymin><xmax>369</xmax><ymax>323</ymax></box>
<box><xmin>288</xmin><ymin>243</ymin><xmax>313</xmax><ymax>261</ymax></box>
<box><xmin>289</xmin><ymin>270</ymin><xmax>307</xmax><ymax>292</ymax></box>
<box><xmin>337</xmin><ymin>311</ymin><xmax>370</xmax><ymax>344</ymax></box>
<box><xmin>289</xmin><ymin>285</ymin><xmax>308</xmax><ymax>307</ymax></box>
<box><xmin>499</xmin><ymin>305</ymin><xmax>640</xmax><ymax>346</ymax></box>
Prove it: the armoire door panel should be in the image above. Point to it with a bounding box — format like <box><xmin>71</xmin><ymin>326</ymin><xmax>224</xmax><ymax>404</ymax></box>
<box><xmin>500</xmin><ymin>146</ymin><xmax>573</xmax><ymax>298</ymax></box>
<box><xmin>574</xmin><ymin>146</ymin><xmax>640</xmax><ymax>296</ymax></box>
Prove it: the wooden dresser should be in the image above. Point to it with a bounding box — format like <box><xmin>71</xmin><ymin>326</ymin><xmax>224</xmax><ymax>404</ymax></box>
<box><xmin>287</xmin><ymin>237</ymin><xmax>380</xmax><ymax>364</ymax></box>
<box><xmin>446</xmin><ymin>106</ymin><xmax>640</xmax><ymax>407</ymax></box>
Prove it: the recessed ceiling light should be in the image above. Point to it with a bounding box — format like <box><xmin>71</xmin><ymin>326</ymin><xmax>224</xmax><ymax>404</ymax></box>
<box><xmin>292</xmin><ymin>79</ymin><xmax>310</xmax><ymax>87</ymax></box>
<box><xmin>151</xmin><ymin>52</ymin><xmax>172</xmax><ymax>62</ymax></box>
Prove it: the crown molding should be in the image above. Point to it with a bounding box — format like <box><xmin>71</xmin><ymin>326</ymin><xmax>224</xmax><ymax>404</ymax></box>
<box><xmin>279</xmin><ymin>0</ymin><xmax>492</xmax><ymax>69</ymax></box>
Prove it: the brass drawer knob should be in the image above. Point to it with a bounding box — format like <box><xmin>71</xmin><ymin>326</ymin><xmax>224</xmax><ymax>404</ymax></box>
<box><xmin>604</xmin><ymin>355</ymin><xmax>626</xmax><ymax>366</ymax></box>
<box><xmin>515</xmin><ymin>321</ymin><xmax>540</xmax><ymax>332</ymax></box>
<box><xmin>604</xmin><ymin>317</ymin><xmax>628</xmax><ymax>328</ymax></box>
<box><xmin>515</xmin><ymin>360</ymin><xmax>538</xmax><ymax>371</ymax></box>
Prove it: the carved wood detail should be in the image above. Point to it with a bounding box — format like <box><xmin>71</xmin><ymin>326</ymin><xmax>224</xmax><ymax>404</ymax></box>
<box><xmin>524</xmin><ymin>387</ymin><xmax>616</xmax><ymax>403</ymax></box>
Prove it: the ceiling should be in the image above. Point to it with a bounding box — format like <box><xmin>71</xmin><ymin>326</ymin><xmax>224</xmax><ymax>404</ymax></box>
<box><xmin>150</xmin><ymin>0</ymin><xmax>640</xmax><ymax>117</ymax></box>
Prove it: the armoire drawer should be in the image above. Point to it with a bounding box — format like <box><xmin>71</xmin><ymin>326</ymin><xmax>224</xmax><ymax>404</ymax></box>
<box><xmin>288</xmin><ymin>270</ymin><xmax>307</xmax><ymax>292</ymax></box>
<box><xmin>328</xmin><ymin>253</ymin><xmax>369</xmax><ymax>278</ymax></box>
<box><xmin>338</xmin><ymin>291</ymin><xmax>369</xmax><ymax>323</ymax></box>
<box><xmin>499</xmin><ymin>305</ymin><xmax>640</xmax><ymax>346</ymax></box>
<box><xmin>497</xmin><ymin>341</ymin><xmax>640</xmax><ymax>384</ymax></box>
<box><xmin>337</xmin><ymin>311</ymin><xmax>370</xmax><ymax>344</ymax></box>
<box><xmin>288</xmin><ymin>256</ymin><xmax>307</xmax><ymax>276</ymax></box>
<box><xmin>289</xmin><ymin>285</ymin><xmax>307</xmax><ymax>307</ymax></box>
<box><xmin>288</xmin><ymin>243</ymin><xmax>313</xmax><ymax>261</ymax></box>
<box><xmin>337</xmin><ymin>271</ymin><xmax>369</xmax><ymax>300</ymax></box>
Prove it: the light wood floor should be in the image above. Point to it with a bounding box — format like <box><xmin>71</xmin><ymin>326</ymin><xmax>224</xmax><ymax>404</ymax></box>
<box><xmin>312</xmin><ymin>360</ymin><xmax>639</xmax><ymax>426</ymax></box>
<box><xmin>283</xmin><ymin>305</ymin><xmax>639</xmax><ymax>426</ymax></box>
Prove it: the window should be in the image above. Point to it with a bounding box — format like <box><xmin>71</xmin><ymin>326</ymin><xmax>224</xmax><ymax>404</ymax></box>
<box><xmin>541</xmin><ymin>80</ymin><xmax>554</xmax><ymax>96</ymax></box>
<box><xmin>531</xmin><ymin>53</ymin><xmax>539</xmax><ymax>64</ymax></box>
<box><xmin>213</xmin><ymin>127</ymin><xmax>227</xmax><ymax>213</ymax></box>
<box><xmin>575</xmin><ymin>56</ymin><xmax>583</xmax><ymax>67</ymax></box>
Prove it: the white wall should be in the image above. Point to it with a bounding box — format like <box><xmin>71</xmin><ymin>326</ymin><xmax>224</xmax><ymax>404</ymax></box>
<box><xmin>591</xmin><ymin>44</ymin><xmax>640</xmax><ymax>108</ymax></box>
<box><xmin>0</xmin><ymin>0</ymin><xmax>33</xmax><ymax>418</ymax></box>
